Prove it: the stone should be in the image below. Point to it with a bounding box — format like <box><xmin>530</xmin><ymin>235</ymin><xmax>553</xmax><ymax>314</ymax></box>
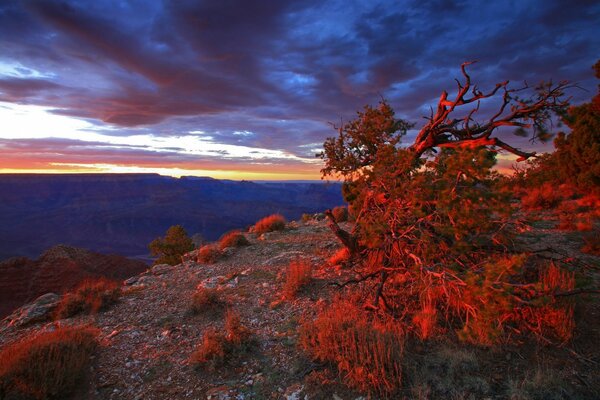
<box><xmin>4</xmin><ymin>292</ymin><xmax>60</xmax><ymax>328</ymax></box>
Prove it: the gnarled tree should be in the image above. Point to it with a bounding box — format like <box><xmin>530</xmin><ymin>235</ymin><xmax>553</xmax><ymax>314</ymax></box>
<box><xmin>319</xmin><ymin>63</ymin><xmax>580</xmax><ymax>344</ymax></box>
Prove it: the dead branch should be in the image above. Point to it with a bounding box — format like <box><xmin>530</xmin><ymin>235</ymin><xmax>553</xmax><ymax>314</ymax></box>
<box><xmin>324</xmin><ymin>209</ymin><xmax>360</xmax><ymax>254</ymax></box>
<box><xmin>409</xmin><ymin>61</ymin><xmax>571</xmax><ymax>161</ymax></box>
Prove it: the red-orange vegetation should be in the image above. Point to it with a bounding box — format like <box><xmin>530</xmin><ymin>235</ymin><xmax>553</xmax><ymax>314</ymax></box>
<box><xmin>253</xmin><ymin>214</ymin><xmax>286</xmax><ymax>234</ymax></box>
<box><xmin>218</xmin><ymin>230</ymin><xmax>249</xmax><ymax>250</ymax></box>
<box><xmin>0</xmin><ymin>325</ymin><xmax>98</xmax><ymax>399</ymax></box>
<box><xmin>520</xmin><ymin>183</ymin><xmax>563</xmax><ymax>210</ymax></box>
<box><xmin>224</xmin><ymin>309</ymin><xmax>251</xmax><ymax>345</ymax></box>
<box><xmin>190</xmin><ymin>310</ymin><xmax>251</xmax><ymax>369</ymax></box>
<box><xmin>283</xmin><ymin>259</ymin><xmax>312</xmax><ymax>299</ymax></box>
<box><xmin>54</xmin><ymin>277</ymin><xmax>120</xmax><ymax>320</ymax></box>
<box><xmin>197</xmin><ymin>245</ymin><xmax>222</xmax><ymax>264</ymax></box>
<box><xmin>189</xmin><ymin>328</ymin><xmax>227</xmax><ymax>367</ymax></box>
<box><xmin>299</xmin><ymin>297</ymin><xmax>404</xmax><ymax>398</ymax></box>
<box><xmin>331</xmin><ymin>206</ymin><xmax>349</xmax><ymax>222</ymax></box>
<box><xmin>327</xmin><ymin>247</ymin><xmax>350</xmax><ymax>267</ymax></box>
<box><xmin>190</xmin><ymin>287</ymin><xmax>224</xmax><ymax>314</ymax></box>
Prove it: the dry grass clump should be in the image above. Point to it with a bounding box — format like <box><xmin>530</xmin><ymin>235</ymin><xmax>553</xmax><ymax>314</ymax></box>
<box><xmin>283</xmin><ymin>259</ymin><xmax>312</xmax><ymax>299</ymax></box>
<box><xmin>190</xmin><ymin>287</ymin><xmax>225</xmax><ymax>315</ymax></box>
<box><xmin>190</xmin><ymin>309</ymin><xmax>252</xmax><ymax>369</ymax></box>
<box><xmin>299</xmin><ymin>297</ymin><xmax>404</xmax><ymax>398</ymax></box>
<box><xmin>218</xmin><ymin>230</ymin><xmax>249</xmax><ymax>250</ymax></box>
<box><xmin>327</xmin><ymin>248</ymin><xmax>350</xmax><ymax>267</ymax></box>
<box><xmin>332</xmin><ymin>206</ymin><xmax>349</xmax><ymax>222</ymax></box>
<box><xmin>520</xmin><ymin>183</ymin><xmax>562</xmax><ymax>210</ymax></box>
<box><xmin>253</xmin><ymin>214</ymin><xmax>286</xmax><ymax>234</ymax></box>
<box><xmin>197</xmin><ymin>244</ymin><xmax>222</xmax><ymax>264</ymax></box>
<box><xmin>0</xmin><ymin>325</ymin><xmax>98</xmax><ymax>399</ymax></box>
<box><xmin>54</xmin><ymin>278</ymin><xmax>120</xmax><ymax>320</ymax></box>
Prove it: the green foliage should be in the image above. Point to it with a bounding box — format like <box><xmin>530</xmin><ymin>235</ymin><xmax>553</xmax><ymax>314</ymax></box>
<box><xmin>554</xmin><ymin>101</ymin><xmax>600</xmax><ymax>191</ymax></box>
<box><xmin>149</xmin><ymin>225</ymin><xmax>194</xmax><ymax>265</ymax></box>
<box><xmin>319</xmin><ymin>98</ymin><xmax>574</xmax><ymax>346</ymax></box>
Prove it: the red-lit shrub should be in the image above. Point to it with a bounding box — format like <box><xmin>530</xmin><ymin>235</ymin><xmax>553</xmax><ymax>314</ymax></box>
<box><xmin>190</xmin><ymin>287</ymin><xmax>224</xmax><ymax>314</ymax></box>
<box><xmin>218</xmin><ymin>230</ymin><xmax>249</xmax><ymax>250</ymax></box>
<box><xmin>189</xmin><ymin>328</ymin><xmax>227</xmax><ymax>367</ymax></box>
<box><xmin>283</xmin><ymin>259</ymin><xmax>312</xmax><ymax>299</ymax></box>
<box><xmin>190</xmin><ymin>309</ymin><xmax>251</xmax><ymax>369</ymax></box>
<box><xmin>253</xmin><ymin>214</ymin><xmax>286</xmax><ymax>234</ymax></box>
<box><xmin>299</xmin><ymin>297</ymin><xmax>404</xmax><ymax>398</ymax></box>
<box><xmin>224</xmin><ymin>309</ymin><xmax>251</xmax><ymax>345</ymax></box>
<box><xmin>327</xmin><ymin>248</ymin><xmax>350</xmax><ymax>267</ymax></box>
<box><xmin>331</xmin><ymin>206</ymin><xmax>349</xmax><ymax>222</ymax></box>
<box><xmin>54</xmin><ymin>278</ymin><xmax>120</xmax><ymax>320</ymax></box>
<box><xmin>197</xmin><ymin>245</ymin><xmax>222</xmax><ymax>264</ymax></box>
<box><xmin>521</xmin><ymin>183</ymin><xmax>562</xmax><ymax>210</ymax></box>
<box><xmin>0</xmin><ymin>325</ymin><xmax>98</xmax><ymax>399</ymax></box>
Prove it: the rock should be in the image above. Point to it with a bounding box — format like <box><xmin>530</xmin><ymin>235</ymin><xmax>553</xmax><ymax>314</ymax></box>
<box><xmin>206</xmin><ymin>386</ymin><xmax>232</xmax><ymax>400</ymax></box>
<box><xmin>3</xmin><ymin>292</ymin><xmax>60</xmax><ymax>328</ymax></box>
<box><xmin>198</xmin><ymin>276</ymin><xmax>224</xmax><ymax>289</ymax></box>
<box><xmin>150</xmin><ymin>264</ymin><xmax>174</xmax><ymax>275</ymax></box>
<box><xmin>124</xmin><ymin>276</ymin><xmax>139</xmax><ymax>285</ymax></box>
<box><xmin>284</xmin><ymin>384</ymin><xmax>305</xmax><ymax>400</ymax></box>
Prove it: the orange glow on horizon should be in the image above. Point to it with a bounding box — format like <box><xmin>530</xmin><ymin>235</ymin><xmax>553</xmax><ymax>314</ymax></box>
<box><xmin>0</xmin><ymin>163</ymin><xmax>325</xmax><ymax>181</ymax></box>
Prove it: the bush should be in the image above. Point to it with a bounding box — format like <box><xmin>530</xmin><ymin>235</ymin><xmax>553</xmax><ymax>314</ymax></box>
<box><xmin>189</xmin><ymin>328</ymin><xmax>227</xmax><ymax>368</ymax></box>
<box><xmin>190</xmin><ymin>287</ymin><xmax>224</xmax><ymax>314</ymax></box>
<box><xmin>54</xmin><ymin>278</ymin><xmax>120</xmax><ymax>320</ymax></box>
<box><xmin>197</xmin><ymin>245</ymin><xmax>222</xmax><ymax>264</ymax></box>
<box><xmin>253</xmin><ymin>214</ymin><xmax>286</xmax><ymax>234</ymax></box>
<box><xmin>327</xmin><ymin>248</ymin><xmax>350</xmax><ymax>267</ymax></box>
<box><xmin>149</xmin><ymin>225</ymin><xmax>195</xmax><ymax>265</ymax></box>
<box><xmin>218</xmin><ymin>230</ymin><xmax>249</xmax><ymax>250</ymax></box>
<box><xmin>224</xmin><ymin>309</ymin><xmax>251</xmax><ymax>345</ymax></box>
<box><xmin>299</xmin><ymin>297</ymin><xmax>404</xmax><ymax>398</ymax></box>
<box><xmin>0</xmin><ymin>325</ymin><xmax>98</xmax><ymax>399</ymax></box>
<box><xmin>283</xmin><ymin>259</ymin><xmax>312</xmax><ymax>299</ymax></box>
<box><xmin>190</xmin><ymin>309</ymin><xmax>251</xmax><ymax>369</ymax></box>
<box><xmin>331</xmin><ymin>206</ymin><xmax>349</xmax><ymax>222</ymax></box>
<box><xmin>521</xmin><ymin>183</ymin><xmax>562</xmax><ymax>210</ymax></box>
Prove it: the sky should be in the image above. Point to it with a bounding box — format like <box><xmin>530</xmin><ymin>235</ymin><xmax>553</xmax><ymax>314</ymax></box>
<box><xmin>0</xmin><ymin>0</ymin><xmax>598</xmax><ymax>180</ymax></box>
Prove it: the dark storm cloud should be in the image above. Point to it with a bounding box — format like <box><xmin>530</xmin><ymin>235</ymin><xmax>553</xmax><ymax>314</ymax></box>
<box><xmin>0</xmin><ymin>0</ymin><xmax>598</xmax><ymax>166</ymax></box>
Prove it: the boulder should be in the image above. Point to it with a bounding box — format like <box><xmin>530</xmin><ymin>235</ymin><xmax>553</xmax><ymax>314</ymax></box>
<box><xmin>3</xmin><ymin>292</ymin><xmax>60</xmax><ymax>328</ymax></box>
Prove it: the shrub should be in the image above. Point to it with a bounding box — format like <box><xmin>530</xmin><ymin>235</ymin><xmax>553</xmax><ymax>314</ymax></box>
<box><xmin>0</xmin><ymin>325</ymin><xmax>98</xmax><ymax>399</ymax></box>
<box><xmin>253</xmin><ymin>214</ymin><xmax>286</xmax><ymax>234</ymax></box>
<box><xmin>148</xmin><ymin>224</ymin><xmax>194</xmax><ymax>265</ymax></box>
<box><xmin>283</xmin><ymin>259</ymin><xmax>312</xmax><ymax>299</ymax></box>
<box><xmin>521</xmin><ymin>183</ymin><xmax>562</xmax><ymax>210</ymax></box>
<box><xmin>331</xmin><ymin>206</ymin><xmax>349</xmax><ymax>222</ymax></box>
<box><xmin>189</xmin><ymin>328</ymin><xmax>227</xmax><ymax>368</ymax></box>
<box><xmin>218</xmin><ymin>230</ymin><xmax>249</xmax><ymax>250</ymax></box>
<box><xmin>197</xmin><ymin>245</ymin><xmax>222</xmax><ymax>264</ymax></box>
<box><xmin>299</xmin><ymin>297</ymin><xmax>404</xmax><ymax>398</ymax></box>
<box><xmin>224</xmin><ymin>309</ymin><xmax>251</xmax><ymax>345</ymax></box>
<box><xmin>190</xmin><ymin>309</ymin><xmax>251</xmax><ymax>369</ymax></box>
<box><xmin>190</xmin><ymin>287</ymin><xmax>224</xmax><ymax>314</ymax></box>
<box><xmin>327</xmin><ymin>248</ymin><xmax>350</xmax><ymax>267</ymax></box>
<box><xmin>301</xmin><ymin>213</ymin><xmax>313</xmax><ymax>223</ymax></box>
<box><xmin>54</xmin><ymin>278</ymin><xmax>121</xmax><ymax>320</ymax></box>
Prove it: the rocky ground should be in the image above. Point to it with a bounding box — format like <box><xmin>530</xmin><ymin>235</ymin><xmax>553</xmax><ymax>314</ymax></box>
<box><xmin>1</xmin><ymin>216</ymin><xmax>599</xmax><ymax>400</ymax></box>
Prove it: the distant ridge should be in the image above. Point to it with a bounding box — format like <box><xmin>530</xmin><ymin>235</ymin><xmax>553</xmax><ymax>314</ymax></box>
<box><xmin>0</xmin><ymin>174</ymin><xmax>343</xmax><ymax>260</ymax></box>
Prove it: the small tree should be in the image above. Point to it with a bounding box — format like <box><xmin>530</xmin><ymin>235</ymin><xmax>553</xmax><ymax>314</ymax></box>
<box><xmin>149</xmin><ymin>225</ymin><xmax>194</xmax><ymax>265</ymax></box>
<box><xmin>318</xmin><ymin>63</ymin><xmax>580</xmax><ymax>344</ymax></box>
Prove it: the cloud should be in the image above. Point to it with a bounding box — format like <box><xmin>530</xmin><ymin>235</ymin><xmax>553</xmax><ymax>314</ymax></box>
<box><xmin>0</xmin><ymin>0</ymin><xmax>598</xmax><ymax>177</ymax></box>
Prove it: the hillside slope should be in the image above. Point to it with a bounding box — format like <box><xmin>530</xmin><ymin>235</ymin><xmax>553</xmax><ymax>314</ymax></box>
<box><xmin>0</xmin><ymin>218</ymin><xmax>599</xmax><ymax>399</ymax></box>
<box><xmin>0</xmin><ymin>245</ymin><xmax>147</xmax><ymax>319</ymax></box>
